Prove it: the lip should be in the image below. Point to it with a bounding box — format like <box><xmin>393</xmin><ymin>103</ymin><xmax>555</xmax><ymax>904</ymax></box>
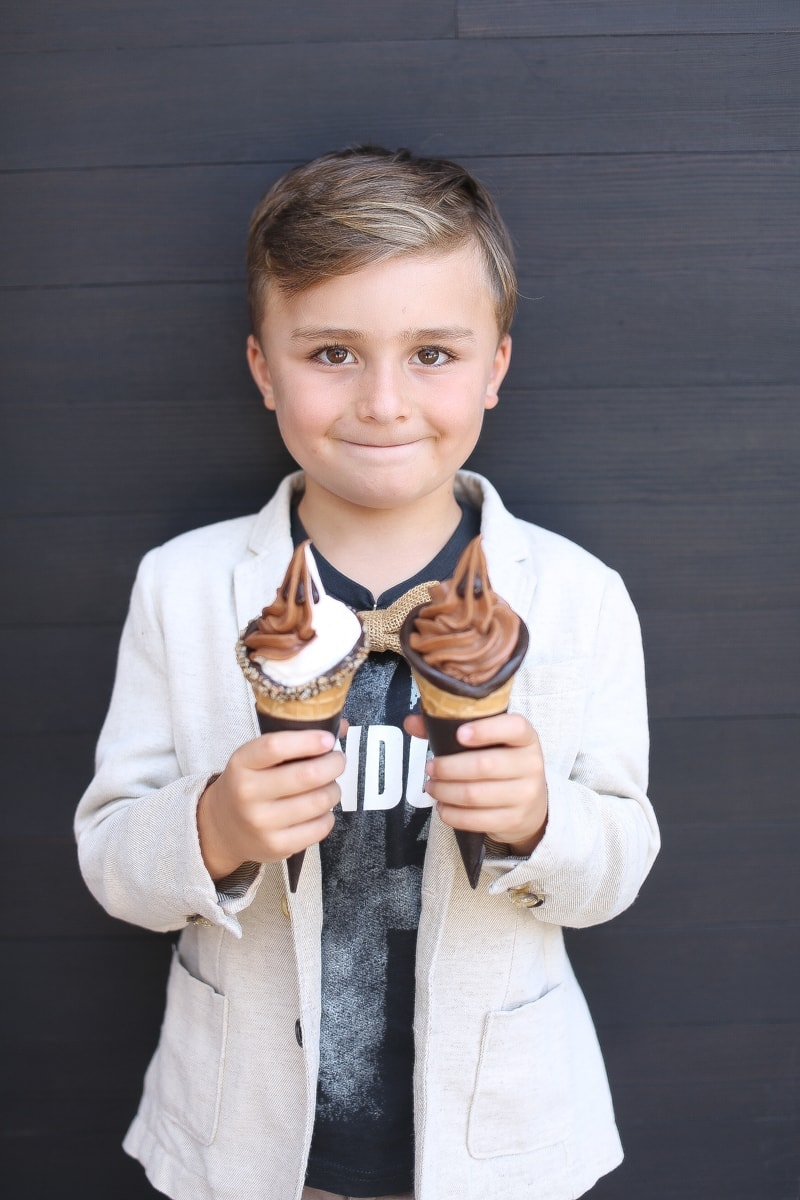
<box><xmin>340</xmin><ymin>438</ymin><xmax>424</xmax><ymax>451</ymax></box>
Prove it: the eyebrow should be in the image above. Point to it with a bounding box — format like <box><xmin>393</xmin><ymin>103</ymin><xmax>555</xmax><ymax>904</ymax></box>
<box><xmin>291</xmin><ymin>327</ymin><xmax>360</xmax><ymax>342</ymax></box>
<box><xmin>290</xmin><ymin>326</ymin><xmax>478</xmax><ymax>343</ymax></box>
<box><xmin>403</xmin><ymin>327</ymin><xmax>477</xmax><ymax>344</ymax></box>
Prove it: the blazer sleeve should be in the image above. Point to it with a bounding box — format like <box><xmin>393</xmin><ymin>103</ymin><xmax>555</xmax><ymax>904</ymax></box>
<box><xmin>74</xmin><ymin>549</ymin><xmax>263</xmax><ymax>937</ymax></box>
<box><xmin>485</xmin><ymin>569</ymin><xmax>660</xmax><ymax>927</ymax></box>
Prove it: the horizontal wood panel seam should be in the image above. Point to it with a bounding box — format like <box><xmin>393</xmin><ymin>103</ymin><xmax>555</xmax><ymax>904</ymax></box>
<box><xmin>4</xmin><ymin>147</ymin><xmax>800</xmax><ymax>179</ymax></box>
<box><xmin>651</xmin><ymin>712</ymin><xmax>800</xmax><ymax>724</ymax></box>
<box><xmin>593</xmin><ymin>1016</ymin><xmax>800</xmax><ymax>1032</ymax></box>
<box><xmin>5</xmin><ymin>30</ymin><xmax>799</xmax><ymax>56</ymax></box>
<box><xmin>5</xmin><ymin>37</ymin><xmax>798</xmax><ymax>170</ymax></box>
<box><xmin>458</xmin><ymin>27</ymin><xmax>800</xmax><ymax>43</ymax></box>
<box><xmin>4</xmin><ymin>32</ymin><xmax>800</xmax><ymax>57</ymax></box>
<box><xmin>454</xmin><ymin>32</ymin><xmax>800</xmax><ymax>42</ymax></box>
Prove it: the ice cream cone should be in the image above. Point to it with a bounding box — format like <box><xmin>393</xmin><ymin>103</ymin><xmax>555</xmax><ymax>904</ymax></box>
<box><xmin>398</xmin><ymin>537</ymin><xmax>529</xmax><ymax>889</ymax></box>
<box><xmin>237</xmin><ymin>634</ymin><xmax>366</xmax><ymax>891</ymax></box>
<box><xmin>235</xmin><ymin>542</ymin><xmax>367</xmax><ymax>891</ymax></box>
<box><xmin>401</xmin><ymin>613</ymin><xmax>528</xmax><ymax>887</ymax></box>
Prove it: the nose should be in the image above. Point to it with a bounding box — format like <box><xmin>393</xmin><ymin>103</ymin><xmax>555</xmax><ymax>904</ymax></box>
<box><xmin>356</xmin><ymin>361</ymin><xmax>410</xmax><ymax>423</ymax></box>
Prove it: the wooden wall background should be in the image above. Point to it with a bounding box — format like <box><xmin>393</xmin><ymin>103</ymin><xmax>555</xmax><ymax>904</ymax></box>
<box><xmin>2</xmin><ymin>3</ymin><xmax>798</xmax><ymax>1196</ymax></box>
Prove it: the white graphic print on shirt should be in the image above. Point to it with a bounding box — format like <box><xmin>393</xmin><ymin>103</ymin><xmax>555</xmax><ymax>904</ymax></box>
<box><xmin>313</xmin><ymin>656</ymin><xmax>429</xmax><ymax>1135</ymax></box>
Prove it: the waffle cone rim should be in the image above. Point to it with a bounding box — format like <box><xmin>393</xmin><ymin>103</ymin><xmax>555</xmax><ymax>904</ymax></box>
<box><xmin>412</xmin><ymin>671</ymin><xmax>515</xmax><ymax>719</ymax></box>
<box><xmin>399</xmin><ymin>604</ymin><xmax>529</xmax><ymax>700</ymax></box>
<box><xmin>236</xmin><ymin>626</ymin><xmax>368</xmax><ymax>708</ymax></box>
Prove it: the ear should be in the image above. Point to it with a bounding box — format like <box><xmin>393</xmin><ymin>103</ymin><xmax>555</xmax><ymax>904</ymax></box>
<box><xmin>246</xmin><ymin>334</ymin><xmax>276</xmax><ymax>410</ymax></box>
<box><xmin>484</xmin><ymin>333</ymin><xmax>512</xmax><ymax>411</ymax></box>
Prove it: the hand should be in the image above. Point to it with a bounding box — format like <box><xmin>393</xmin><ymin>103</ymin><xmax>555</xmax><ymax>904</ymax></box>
<box><xmin>404</xmin><ymin>712</ymin><xmax>548</xmax><ymax>856</ymax></box>
<box><xmin>197</xmin><ymin>729</ymin><xmax>345</xmax><ymax>881</ymax></box>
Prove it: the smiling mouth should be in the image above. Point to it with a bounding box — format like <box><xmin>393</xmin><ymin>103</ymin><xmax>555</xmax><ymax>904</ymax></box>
<box><xmin>342</xmin><ymin>434</ymin><xmax>426</xmax><ymax>447</ymax></box>
<box><xmin>342</xmin><ymin>440</ymin><xmax>420</xmax><ymax>451</ymax></box>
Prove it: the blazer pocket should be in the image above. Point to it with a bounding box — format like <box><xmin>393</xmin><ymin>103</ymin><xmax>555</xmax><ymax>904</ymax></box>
<box><xmin>467</xmin><ymin>985</ymin><xmax>569</xmax><ymax>1159</ymax></box>
<box><xmin>154</xmin><ymin>949</ymin><xmax>229</xmax><ymax>1145</ymax></box>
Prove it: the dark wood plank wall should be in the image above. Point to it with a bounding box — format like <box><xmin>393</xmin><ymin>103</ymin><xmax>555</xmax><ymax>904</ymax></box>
<box><xmin>1</xmin><ymin>3</ymin><xmax>798</xmax><ymax>1196</ymax></box>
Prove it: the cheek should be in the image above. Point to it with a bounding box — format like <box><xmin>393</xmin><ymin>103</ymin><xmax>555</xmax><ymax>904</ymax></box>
<box><xmin>272</xmin><ymin>395</ymin><xmax>332</xmax><ymax>455</ymax></box>
<box><xmin>438</xmin><ymin>390</ymin><xmax>491</xmax><ymax>436</ymax></box>
<box><xmin>274</xmin><ymin>409</ymin><xmax>309</xmax><ymax>451</ymax></box>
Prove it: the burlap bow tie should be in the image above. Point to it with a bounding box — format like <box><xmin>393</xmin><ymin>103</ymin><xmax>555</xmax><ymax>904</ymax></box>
<box><xmin>358</xmin><ymin>581</ymin><xmax>439</xmax><ymax>654</ymax></box>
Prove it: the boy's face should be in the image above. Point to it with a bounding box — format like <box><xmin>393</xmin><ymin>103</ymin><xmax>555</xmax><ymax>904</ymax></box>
<box><xmin>247</xmin><ymin>245</ymin><xmax>511</xmax><ymax>517</ymax></box>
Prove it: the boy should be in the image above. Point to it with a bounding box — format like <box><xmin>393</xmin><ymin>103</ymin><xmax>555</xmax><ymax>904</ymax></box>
<box><xmin>76</xmin><ymin>147</ymin><xmax>659</xmax><ymax>1200</ymax></box>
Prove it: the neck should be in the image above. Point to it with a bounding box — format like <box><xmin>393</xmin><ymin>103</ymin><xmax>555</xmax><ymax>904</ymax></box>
<box><xmin>298</xmin><ymin>483</ymin><xmax>463</xmax><ymax>597</ymax></box>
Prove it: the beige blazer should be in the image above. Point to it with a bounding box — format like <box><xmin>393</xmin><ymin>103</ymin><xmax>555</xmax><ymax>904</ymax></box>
<box><xmin>76</xmin><ymin>471</ymin><xmax>659</xmax><ymax>1200</ymax></box>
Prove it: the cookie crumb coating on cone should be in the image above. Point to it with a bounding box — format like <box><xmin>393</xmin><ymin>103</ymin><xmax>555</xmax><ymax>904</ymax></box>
<box><xmin>250</xmin><ymin>668</ymin><xmax>359</xmax><ymax>722</ymax></box>
<box><xmin>236</xmin><ymin>629</ymin><xmax>368</xmax><ymax>711</ymax></box>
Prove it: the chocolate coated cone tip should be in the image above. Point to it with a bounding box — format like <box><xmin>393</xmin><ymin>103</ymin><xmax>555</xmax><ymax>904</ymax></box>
<box><xmin>256</xmin><ymin>710</ymin><xmax>340</xmax><ymax>892</ymax></box>
<box><xmin>455</xmin><ymin>829</ymin><xmax>485</xmax><ymax>890</ymax></box>
<box><xmin>255</xmin><ymin>712</ymin><xmax>342</xmax><ymax>893</ymax></box>
<box><xmin>287</xmin><ymin>850</ymin><xmax>306</xmax><ymax>893</ymax></box>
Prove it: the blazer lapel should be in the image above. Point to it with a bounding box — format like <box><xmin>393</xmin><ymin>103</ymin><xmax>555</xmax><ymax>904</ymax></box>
<box><xmin>456</xmin><ymin>470</ymin><xmax>537</xmax><ymax>619</ymax></box>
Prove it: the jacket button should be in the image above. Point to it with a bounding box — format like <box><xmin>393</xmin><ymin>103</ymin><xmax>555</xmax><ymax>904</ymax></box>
<box><xmin>507</xmin><ymin>885</ymin><xmax>546</xmax><ymax>909</ymax></box>
<box><xmin>295</xmin><ymin>1018</ymin><xmax>303</xmax><ymax>1046</ymax></box>
<box><xmin>281</xmin><ymin>893</ymin><xmax>290</xmax><ymax>919</ymax></box>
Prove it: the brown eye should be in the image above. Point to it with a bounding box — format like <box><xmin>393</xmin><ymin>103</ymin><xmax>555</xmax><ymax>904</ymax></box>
<box><xmin>322</xmin><ymin>346</ymin><xmax>350</xmax><ymax>365</ymax></box>
<box><xmin>415</xmin><ymin>347</ymin><xmax>448</xmax><ymax>366</ymax></box>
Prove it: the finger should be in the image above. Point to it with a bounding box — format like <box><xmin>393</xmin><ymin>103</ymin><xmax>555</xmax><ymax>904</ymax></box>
<box><xmin>260</xmin><ymin>780</ymin><xmax>342</xmax><ymax>835</ymax></box>
<box><xmin>435</xmin><ymin>801</ymin><xmax>519</xmax><ymax>833</ymax></box>
<box><xmin>436</xmin><ymin>800</ymin><xmax>545</xmax><ymax>852</ymax></box>
<box><xmin>455</xmin><ymin>712</ymin><xmax>537</xmax><ymax>750</ymax></box>
<box><xmin>238</xmin><ymin>728</ymin><xmax>338</xmax><ymax>769</ymax></box>
<box><xmin>426</xmin><ymin>774</ymin><xmax>532</xmax><ymax>811</ymax></box>
<box><xmin>266</xmin><ymin>807</ymin><xmax>338</xmax><ymax>858</ymax></box>
<box><xmin>403</xmin><ymin>713</ymin><xmax>427</xmax><ymax>739</ymax></box>
<box><xmin>258</xmin><ymin>750</ymin><xmax>346</xmax><ymax>802</ymax></box>
<box><xmin>426</xmin><ymin>743</ymin><xmax>542</xmax><ymax>785</ymax></box>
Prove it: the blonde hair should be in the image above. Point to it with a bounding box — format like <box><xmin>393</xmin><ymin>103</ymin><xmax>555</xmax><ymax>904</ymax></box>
<box><xmin>246</xmin><ymin>146</ymin><xmax>517</xmax><ymax>335</ymax></box>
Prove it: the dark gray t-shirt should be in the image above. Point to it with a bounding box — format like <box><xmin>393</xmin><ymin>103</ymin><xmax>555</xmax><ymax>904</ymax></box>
<box><xmin>295</xmin><ymin>504</ymin><xmax>480</xmax><ymax>1197</ymax></box>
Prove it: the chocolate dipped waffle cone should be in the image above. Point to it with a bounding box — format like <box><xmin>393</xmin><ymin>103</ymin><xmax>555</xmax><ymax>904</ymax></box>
<box><xmin>242</xmin><ymin>645</ymin><xmax>365</xmax><ymax>891</ymax></box>
<box><xmin>399</xmin><ymin>537</ymin><xmax>529</xmax><ymax>889</ymax></box>
<box><xmin>236</xmin><ymin>542</ymin><xmax>367</xmax><ymax>891</ymax></box>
